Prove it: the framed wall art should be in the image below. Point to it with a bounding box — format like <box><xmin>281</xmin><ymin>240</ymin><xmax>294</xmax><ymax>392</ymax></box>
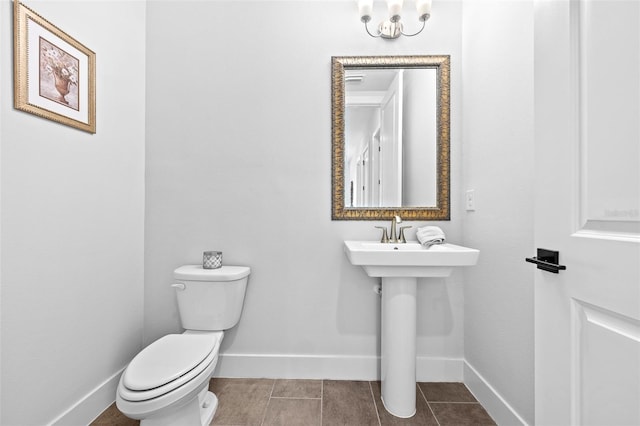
<box><xmin>13</xmin><ymin>1</ymin><xmax>96</xmax><ymax>133</ymax></box>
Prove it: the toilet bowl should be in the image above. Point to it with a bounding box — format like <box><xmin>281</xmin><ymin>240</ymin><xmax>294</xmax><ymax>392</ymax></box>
<box><xmin>116</xmin><ymin>265</ymin><xmax>250</xmax><ymax>426</ymax></box>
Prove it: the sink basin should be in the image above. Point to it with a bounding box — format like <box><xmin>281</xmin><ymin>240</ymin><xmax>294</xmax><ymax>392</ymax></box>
<box><xmin>344</xmin><ymin>240</ymin><xmax>479</xmax><ymax>277</ymax></box>
<box><xmin>344</xmin><ymin>239</ymin><xmax>479</xmax><ymax>418</ymax></box>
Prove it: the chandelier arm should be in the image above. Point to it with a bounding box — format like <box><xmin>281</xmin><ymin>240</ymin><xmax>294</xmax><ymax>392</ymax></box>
<box><xmin>399</xmin><ymin>19</ymin><xmax>426</xmax><ymax>37</ymax></box>
<box><xmin>364</xmin><ymin>20</ymin><xmax>382</xmax><ymax>38</ymax></box>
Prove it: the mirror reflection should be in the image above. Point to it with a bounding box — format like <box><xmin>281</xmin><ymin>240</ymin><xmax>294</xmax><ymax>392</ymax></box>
<box><xmin>332</xmin><ymin>56</ymin><xmax>450</xmax><ymax>221</ymax></box>
<box><xmin>345</xmin><ymin>68</ymin><xmax>437</xmax><ymax>208</ymax></box>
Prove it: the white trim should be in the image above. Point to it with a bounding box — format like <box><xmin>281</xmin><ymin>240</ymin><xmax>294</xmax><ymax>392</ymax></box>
<box><xmin>573</xmin><ymin>228</ymin><xmax>640</xmax><ymax>244</ymax></box>
<box><xmin>417</xmin><ymin>356</ymin><xmax>464</xmax><ymax>382</ymax></box>
<box><xmin>50</xmin><ymin>367</ymin><xmax>125</xmax><ymax>426</ymax></box>
<box><xmin>214</xmin><ymin>353</ymin><xmax>463</xmax><ymax>382</ymax></box>
<box><xmin>463</xmin><ymin>361</ymin><xmax>528</xmax><ymax>426</ymax></box>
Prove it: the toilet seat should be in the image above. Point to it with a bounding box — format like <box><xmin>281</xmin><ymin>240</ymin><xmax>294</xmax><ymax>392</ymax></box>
<box><xmin>116</xmin><ymin>349</ymin><xmax>219</xmax><ymax>421</ymax></box>
<box><xmin>119</xmin><ymin>332</ymin><xmax>222</xmax><ymax>402</ymax></box>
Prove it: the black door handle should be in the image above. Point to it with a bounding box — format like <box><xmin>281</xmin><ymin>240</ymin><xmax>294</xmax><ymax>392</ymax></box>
<box><xmin>525</xmin><ymin>248</ymin><xmax>566</xmax><ymax>273</ymax></box>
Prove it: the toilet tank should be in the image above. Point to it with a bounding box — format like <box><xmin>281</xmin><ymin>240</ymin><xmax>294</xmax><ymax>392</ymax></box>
<box><xmin>173</xmin><ymin>265</ymin><xmax>250</xmax><ymax>331</ymax></box>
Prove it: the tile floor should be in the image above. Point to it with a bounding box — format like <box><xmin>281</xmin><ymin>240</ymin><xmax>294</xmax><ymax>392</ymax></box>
<box><xmin>92</xmin><ymin>379</ymin><xmax>496</xmax><ymax>426</ymax></box>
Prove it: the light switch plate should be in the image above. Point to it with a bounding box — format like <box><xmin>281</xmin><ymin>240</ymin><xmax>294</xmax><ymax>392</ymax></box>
<box><xmin>466</xmin><ymin>190</ymin><xmax>476</xmax><ymax>211</ymax></box>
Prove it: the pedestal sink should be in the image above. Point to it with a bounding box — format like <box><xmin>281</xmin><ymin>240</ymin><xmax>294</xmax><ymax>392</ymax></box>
<box><xmin>344</xmin><ymin>240</ymin><xmax>479</xmax><ymax>418</ymax></box>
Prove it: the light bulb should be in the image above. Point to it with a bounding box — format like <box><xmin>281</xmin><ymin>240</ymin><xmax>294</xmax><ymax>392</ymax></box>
<box><xmin>416</xmin><ymin>0</ymin><xmax>432</xmax><ymax>20</ymax></box>
<box><xmin>387</xmin><ymin>0</ymin><xmax>403</xmax><ymax>20</ymax></box>
<box><xmin>358</xmin><ymin>0</ymin><xmax>373</xmax><ymax>22</ymax></box>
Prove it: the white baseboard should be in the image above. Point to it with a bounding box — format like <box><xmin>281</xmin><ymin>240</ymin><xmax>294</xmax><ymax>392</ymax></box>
<box><xmin>50</xmin><ymin>367</ymin><xmax>124</xmax><ymax>426</ymax></box>
<box><xmin>417</xmin><ymin>357</ymin><xmax>464</xmax><ymax>382</ymax></box>
<box><xmin>215</xmin><ymin>353</ymin><xmax>464</xmax><ymax>382</ymax></box>
<box><xmin>463</xmin><ymin>361</ymin><xmax>529</xmax><ymax>426</ymax></box>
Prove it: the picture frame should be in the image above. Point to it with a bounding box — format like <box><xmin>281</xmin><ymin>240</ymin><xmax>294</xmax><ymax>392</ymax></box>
<box><xmin>13</xmin><ymin>0</ymin><xmax>96</xmax><ymax>133</ymax></box>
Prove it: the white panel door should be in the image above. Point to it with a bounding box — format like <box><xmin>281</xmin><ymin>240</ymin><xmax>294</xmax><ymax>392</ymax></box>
<box><xmin>534</xmin><ymin>1</ymin><xmax>640</xmax><ymax>425</ymax></box>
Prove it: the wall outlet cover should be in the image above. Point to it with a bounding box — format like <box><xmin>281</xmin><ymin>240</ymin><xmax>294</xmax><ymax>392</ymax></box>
<box><xmin>466</xmin><ymin>189</ymin><xmax>476</xmax><ymax>211</ymax></box>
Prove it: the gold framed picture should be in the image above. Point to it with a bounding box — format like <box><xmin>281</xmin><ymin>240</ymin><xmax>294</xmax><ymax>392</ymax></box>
<box><xmin>13</xmin><ymin>1</ymin><xmax>96</xmax><ymax>133</ymax></box>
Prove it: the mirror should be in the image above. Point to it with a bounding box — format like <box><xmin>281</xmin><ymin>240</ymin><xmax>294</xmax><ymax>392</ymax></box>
<box><xmin>332</xmin><ymin>56</ymin><xmax>450</xmax><ymax>220</ymax></box>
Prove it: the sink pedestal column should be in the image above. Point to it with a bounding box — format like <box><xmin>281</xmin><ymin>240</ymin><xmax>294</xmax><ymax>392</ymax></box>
<box><xmin>381</xmin><ymin>277</ymin><xmax>417</xmax><ymax>418</ymax></box>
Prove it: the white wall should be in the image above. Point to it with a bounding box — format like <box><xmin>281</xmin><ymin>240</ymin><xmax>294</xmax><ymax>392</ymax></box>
<box><xmin>461</xmin><ymin>1</ymin><xmax>535</xmax><ymax>424</ymax></box>
<box><xmin>145</xmin><ymin>0</ymin><xmax>465</xmax><ymax>380</ymax></box>
<box><xmin>0</xmin><ymin>1</ymin><xmax>146</xmax><ymax>424</ymax></box>
<box><xmin>0</xmin><ymin>1</ymin><xmax>540</xmax><ymax>423</ymax></box>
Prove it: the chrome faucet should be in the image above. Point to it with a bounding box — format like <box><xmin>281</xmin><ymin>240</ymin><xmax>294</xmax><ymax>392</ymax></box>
<box><xmin>389</xmin><ymin>215</ymin><xmax>402</xmax><ymax>243</ymax></box>
<box><xmin>375</xmin><ymin>215</ymin><xmax>412</xmax><ymax>243</ymax></box>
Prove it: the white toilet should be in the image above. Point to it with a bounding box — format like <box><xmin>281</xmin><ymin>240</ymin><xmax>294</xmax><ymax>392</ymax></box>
<box><xmin>116</xmin><ymin>265</ymin><xmax>250</xmax><ymax>426</ymax></box>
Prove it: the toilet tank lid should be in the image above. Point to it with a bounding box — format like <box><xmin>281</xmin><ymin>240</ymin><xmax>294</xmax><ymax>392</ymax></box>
<box><xmin>174</xmin><ymin>265</ymin><xmax>251</xmax><ymax>281</ymax></box>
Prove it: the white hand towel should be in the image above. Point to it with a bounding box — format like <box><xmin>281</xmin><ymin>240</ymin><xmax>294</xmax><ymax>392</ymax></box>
<box><xmin>416</xmin><ymin>226</ymin><xmax>446</xmax><ymax>248</ymax></box>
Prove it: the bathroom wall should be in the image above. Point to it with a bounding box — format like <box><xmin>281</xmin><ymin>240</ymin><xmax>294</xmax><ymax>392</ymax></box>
<box><xmin>0</xmin><ymin>1</ymin><xmax>537</xmax><ymax>423</ymax></box>
<box><xmin>461</xmin><ymin>1</ymin><xmax>535</xmax><ymax>424</ymax></box>
<box><xmin>0</xmin><ymin>1</ymin><xmax>146</xmax><ymax>424</ymax></box>
<box><xmin>145</xmin><ymin>0</ymin><xmax>465</xmax><ymax>380</ymax></box>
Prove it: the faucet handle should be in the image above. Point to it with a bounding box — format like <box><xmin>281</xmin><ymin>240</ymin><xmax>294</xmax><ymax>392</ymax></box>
<box><xmin>374</xmin><ymin>226</ymin><xmax>390</xmax><ymax>243</ymax></box>
<box><xmin>398</xmin><ymin>226</ymin><xmax>412</xmax><ymax>243</ymax></box>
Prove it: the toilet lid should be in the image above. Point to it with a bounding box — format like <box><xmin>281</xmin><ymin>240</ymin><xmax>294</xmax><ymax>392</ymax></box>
<box><xmin>123</xmin><ymin>333</ymin><xmax>221</xmax><ymax>391</ymax></box>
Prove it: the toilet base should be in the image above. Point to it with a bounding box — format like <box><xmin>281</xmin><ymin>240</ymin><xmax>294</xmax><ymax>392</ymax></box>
<box><xmin>200</xmin><ymin>390</ymin><xmax>218</xmax><ymax>425</ymax></box>
<box><xmin>140</xmin><ymin>388</ymin><xmax>218</xmax><ymax>426</ymax></box>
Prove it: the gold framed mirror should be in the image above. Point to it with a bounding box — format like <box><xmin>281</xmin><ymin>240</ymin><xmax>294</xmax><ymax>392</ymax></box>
<box><xmin>332</xmin><ymin>55</ymin><xmax>450</xmax><ymax>220</ymax></box>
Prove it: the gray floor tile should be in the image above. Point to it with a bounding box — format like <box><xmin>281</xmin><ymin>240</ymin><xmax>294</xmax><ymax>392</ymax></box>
<box><xmin>430</xmin><ymin>402</ymin><xmax>496</xmax><ymax>425</ymax></box>
<box><xmin>418</xmin><ymin>382</ymin><xmax>477</xmax><ymax>403</ymax></box>
<box><xmin>262</xmin><ymin>398</ymin><xmax>321</xmax><ymax>425</ymax></box>
<box><xmin>322</xmin><ymin>380</ymin><xmax>379</xmax><ymax>426</ymax></box>
<box><xmin>271</xmin><ymin>379</ymin><xmax>322</xmax><ymax>399</ymax></box>
<box><xmin>210</xmin><ymin>378</ymin><xmax>274</xmax><ymax>425</ymax></box>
